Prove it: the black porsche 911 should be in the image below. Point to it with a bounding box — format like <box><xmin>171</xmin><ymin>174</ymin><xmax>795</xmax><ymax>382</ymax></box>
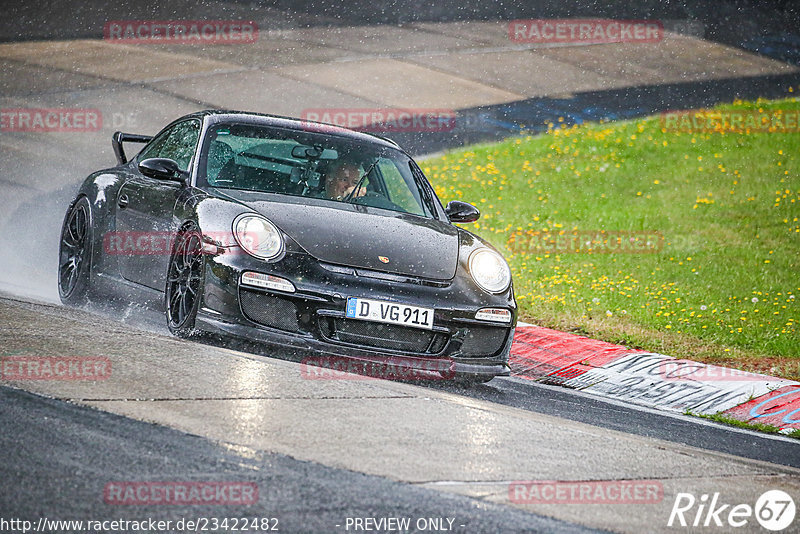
<box><xmin>58</xmin><ymin>110</ymin><xmax>516</xmax><ymax>382</ymax></box>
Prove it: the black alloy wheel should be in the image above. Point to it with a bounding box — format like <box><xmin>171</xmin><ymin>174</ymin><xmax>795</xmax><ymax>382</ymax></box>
<box><xmin>165</xmin><ymin>225</ymin><xmax>205</xmax><ymax>337</ymax></box>
<box><xmin>58</xmin><ymin>197</ymin><xmax>92</xmax><ymax>305</ymax></box>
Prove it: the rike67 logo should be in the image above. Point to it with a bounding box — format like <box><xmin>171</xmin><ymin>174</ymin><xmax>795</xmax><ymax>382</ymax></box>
<box><xmin>668</xmin><ymin>490</ymin><xmax>795</xmax><ymax>531</ymax></box>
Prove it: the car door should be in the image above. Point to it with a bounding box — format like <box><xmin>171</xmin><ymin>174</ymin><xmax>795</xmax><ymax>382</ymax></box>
<box><xmin>115</xmin><ymin>119</ymin><xmax>201</xmax><ymax>290</ymax></box>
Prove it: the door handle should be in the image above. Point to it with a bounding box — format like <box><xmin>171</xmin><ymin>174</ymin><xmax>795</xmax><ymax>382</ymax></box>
<box><xmin>118</xmin><ymin>194</ymin><xmax>129</xmax><ymax>209</ymax></box>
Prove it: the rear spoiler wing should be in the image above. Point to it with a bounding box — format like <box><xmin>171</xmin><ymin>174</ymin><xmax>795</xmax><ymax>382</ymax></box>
<box><xmin>112</xmin><ymin>131</ymin><xmax>153</xmax><ymax>165</ymax></box>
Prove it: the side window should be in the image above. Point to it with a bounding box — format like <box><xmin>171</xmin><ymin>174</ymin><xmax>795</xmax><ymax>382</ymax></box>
<box><xmin>138</xmin><ymin>120</ymin><xmax>201</xmax><ymax>172</ymax></box>
<box><xmin>138</xmin><ymin>131</ymin><xmax>170</xmax><ymax>162</ymax></box>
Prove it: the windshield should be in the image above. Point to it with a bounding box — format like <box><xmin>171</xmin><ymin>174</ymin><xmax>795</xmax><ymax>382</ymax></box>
<box><xmin>198</xmin><ymin>123</ymin><xmax>437</xmax><ymax>218</ymax></box>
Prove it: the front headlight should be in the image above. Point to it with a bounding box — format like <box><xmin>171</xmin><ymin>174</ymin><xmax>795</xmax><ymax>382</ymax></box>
<box><xmin>233</xmin><ymin>214</ymin><xmax>284</xmax><ymax>260</ymax></box>
<box><xmin>468</xmin><ymin>248</ymin><xmax>511</xmax><ymax>294</ymax></box>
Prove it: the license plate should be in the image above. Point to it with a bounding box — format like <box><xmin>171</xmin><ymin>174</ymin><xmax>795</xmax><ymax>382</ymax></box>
<box><xmin>345</xmin><ymin>297</ymin><xmax>434</xmax><ymax>330</ymax></box>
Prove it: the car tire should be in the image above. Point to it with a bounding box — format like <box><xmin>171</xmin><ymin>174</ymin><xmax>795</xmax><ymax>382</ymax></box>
<box><xmin>58</xmin><ymin>196</ymin><xmax>93</xmax><ymax>306</ymax></box>
<box><xmin>452</xmin><ymin>374</ymin><xmax>494</xmax><ymax>385</ymax></box>
<box><xmin>165</xmin><ymin>224</ymin><xmax>205</xmax><ymax>338</ymax></box>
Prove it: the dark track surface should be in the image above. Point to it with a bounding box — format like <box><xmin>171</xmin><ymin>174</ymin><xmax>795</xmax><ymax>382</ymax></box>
<box><xmin>0</xmin><ymin>386</ymin><xmax>601</xmax><ymax>534</ymax></box>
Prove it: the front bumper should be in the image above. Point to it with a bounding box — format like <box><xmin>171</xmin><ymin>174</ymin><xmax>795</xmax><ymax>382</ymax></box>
<box><xmin>196</xmin><ymin>312</ymin><xmax>512</xmax><ymax>379</ymax></box>
<box><xmin>197</xmin><ymin>249</ymin><xmax>515</xmax><ymax>379</ymax></box>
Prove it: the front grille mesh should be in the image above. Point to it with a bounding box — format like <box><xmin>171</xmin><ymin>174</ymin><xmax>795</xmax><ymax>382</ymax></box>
<box><xmin>459</xmin><ymin>326</ymin><xmax>508</xmax><ymax>357</ymax></box>
<box><xmin>239</xmin><ymin>288</ymin><xmax>506</xmax><ymax>357</ymax></box>
<box><xmin>240</xmin><ymin>289</ymin><xmax>299</xmax><ymax>332</ymax></box>
<box><xmin>320</xmin><ymin>318</ymin><xmax>445</xmax><ymax>354</ymax></box>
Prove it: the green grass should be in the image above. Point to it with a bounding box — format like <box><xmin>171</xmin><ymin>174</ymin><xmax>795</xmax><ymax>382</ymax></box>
<box><xmin>423</xmin><ymin>96</ymin><xmax>800</xmax><ymax>377</ymax></box>
<box><xmin>690</xmin><ymin>411</ymin><xmax>800</xmax><ymax>439</ymax></box>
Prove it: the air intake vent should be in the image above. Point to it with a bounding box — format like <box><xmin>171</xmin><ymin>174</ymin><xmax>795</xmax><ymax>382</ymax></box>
<box><xmin>319</xmin><ymin>317</ymin><xmax>447</xmax><ymax>354</ymax></box>
<box><xmin>459</xmin><ymin>326</ymin><xmax>508</xmax><ymax>357</ymax></box>
<box><xmin>240</xmin><ymin>289</ymin><xmax>299</xmax><ymax>332</ymax></box>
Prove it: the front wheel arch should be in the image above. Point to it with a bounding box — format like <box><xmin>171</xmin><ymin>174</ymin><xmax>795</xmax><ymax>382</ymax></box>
<box><xmin>164</xmin><ymin>222</ymin><xmax>206</xmax><ymax>337</ymax></box>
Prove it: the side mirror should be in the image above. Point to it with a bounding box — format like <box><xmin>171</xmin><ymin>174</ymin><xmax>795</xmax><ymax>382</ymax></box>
<box><xmin>445</xmin><ymin>200</ymin><xmax>480</xmax><ymax>223</ymax></box>
<box><xmin>138</xmin><ymin>158</ymin><xmax>186</xmax><ymax>183</ymax></box>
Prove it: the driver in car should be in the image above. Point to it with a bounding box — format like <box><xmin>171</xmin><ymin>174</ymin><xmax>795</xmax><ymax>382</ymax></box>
<box><xmin>324</xmin><ymin>161</ymin><xmax>368</xmax><ymax>201</ymax></box>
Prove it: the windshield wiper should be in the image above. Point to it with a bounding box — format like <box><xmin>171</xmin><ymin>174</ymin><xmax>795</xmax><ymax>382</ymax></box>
<box><xmin>409</xmin><ymin>162</ymin><xmax>435</xmax><ymax>217</ymax></box>
<box><xmin>343</xmin><ymin>158</ymin><xmax>380</xmax><ymax>203</ymax></box>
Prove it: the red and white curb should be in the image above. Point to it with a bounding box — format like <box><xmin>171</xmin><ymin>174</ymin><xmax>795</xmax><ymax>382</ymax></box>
<box><xmin>510</xmin><ymin>322</ymin><xmax>800</xmax><ymax>433</ymax></box>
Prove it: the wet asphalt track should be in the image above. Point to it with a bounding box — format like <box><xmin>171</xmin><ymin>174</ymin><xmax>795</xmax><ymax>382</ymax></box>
<box><xmin>1</xmin><ymin>294</ymin><xmax>798</xmax><ymax>533</ymax></box>
<box><xmin>449</xmin><ymin>377</ymin><xmax>800</xmax><ymax>470</ymax></box>
<box><xmin>0</xmin><ymin>386</ymin><xmax>599</xmax><ymax>533</ymax></box>
<box><xmin>62</xmin><ymin>295</ymin><xmax>800</xmax><ymax>471</ymax></box>
<box><xmin>3</xmin><ymin>5</ymin><xmax>800</xmax><ymax>530</ymax></box>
